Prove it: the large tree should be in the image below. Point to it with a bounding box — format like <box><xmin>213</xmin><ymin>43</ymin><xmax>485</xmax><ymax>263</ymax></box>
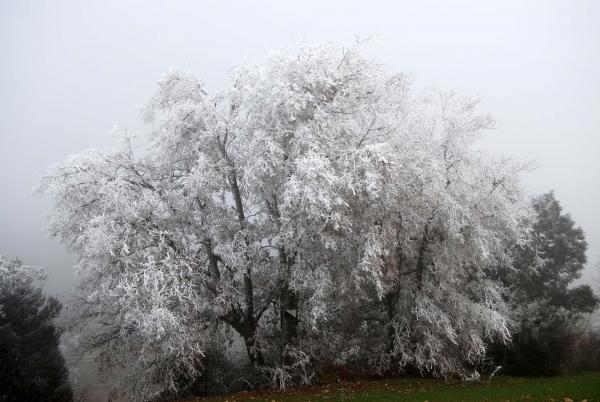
<box><xmin>41</xmin><ymin>43</ymin><xmax>532</xmax><ymax>400</ymax></box>
<box><xmin>0</xmin><ymin>255</ymin><xmax>73</xmax><ymax>402</ymax></box>
<box><xmin>495</xmin><ymin>192</ymin><xmax>599</xmax><ymax>375</ymax></box>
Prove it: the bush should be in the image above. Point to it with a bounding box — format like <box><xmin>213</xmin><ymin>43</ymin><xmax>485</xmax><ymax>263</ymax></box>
<box><xmin>162</xmin><ymin>349</ymin><xmax>271</xmax><ymax>400</ymax></box>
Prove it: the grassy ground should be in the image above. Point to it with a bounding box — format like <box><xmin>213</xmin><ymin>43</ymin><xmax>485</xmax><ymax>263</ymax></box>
<box><xmin>188</xmin><ymin>372</ymin><xmax>600</xmax><ymax>402</ymax></box>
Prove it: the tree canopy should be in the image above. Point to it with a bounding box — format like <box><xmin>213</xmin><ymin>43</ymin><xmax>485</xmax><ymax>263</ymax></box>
<box><xmin>512</xmin><ymin>192</ymin><xmax>595</xmax><ymax>311</ymax></box>
<box><xmin>41</xmin><ymin>43</ymin><xmax>533</xmax><ymax>400</ymax></box>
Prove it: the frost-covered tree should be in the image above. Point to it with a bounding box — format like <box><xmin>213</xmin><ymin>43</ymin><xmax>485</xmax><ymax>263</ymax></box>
<box><xmin>41</xmin><ymin>42</ymin><xmax>532</xmax><ymax>399</ymax></box>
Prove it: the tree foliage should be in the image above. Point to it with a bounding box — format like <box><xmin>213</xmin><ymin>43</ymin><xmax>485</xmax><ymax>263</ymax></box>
<box><xmin>497</xmin><ymin>192</ymin><xmax>599</xmax><ymax>375</ymax></box>
<box><xmin>0</xmin><ymin>255</ymin><xmax>73</xmax><ymax>402</ymax></box>
<box><xmin>41</xmin><ymin>42</ymin><xmax>533</xmax><ymax>400</ymax></box>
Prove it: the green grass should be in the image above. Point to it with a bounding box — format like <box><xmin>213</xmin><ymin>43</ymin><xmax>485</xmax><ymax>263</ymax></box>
<box><xmin>194</xmin><ymin>372</ymin><xmax>600</xmax><ymax>401</ymax></box>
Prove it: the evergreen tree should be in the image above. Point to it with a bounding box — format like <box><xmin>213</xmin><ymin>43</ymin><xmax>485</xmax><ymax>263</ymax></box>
<box><xmin>0</xmin><ymin>256</ymin><xmax>73</xmax><ymax>402</ymax></box>
<box><xmin>498</xmin><ymin>192</ymin><xmax>599</xmax><ymax>375</ymax></box>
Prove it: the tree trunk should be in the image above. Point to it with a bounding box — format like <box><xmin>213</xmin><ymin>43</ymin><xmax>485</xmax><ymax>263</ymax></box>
<box><xmin>383</xmin><ymin>291</ymin><xmax>397</xmax><ymax>354</ymax></box>
<box><xmin>280</xmin><ymin>284</ymin><xmax>298</xmax><ymax>343</ymax></box>
<box><xmin>241</xmin><ymin>321</ymin><xmax>265</xmax><ymax>366</ymax></box>
<box><xmin>279</xmin><ymin>248</ymin><xmax>298</xmax><ymax>362</ymax></box>
<box><xmin>415</xmin><ymin>223</ymin><xmax>430</xmax><ymax>290</ymax></box>
<box><xmin>225</xmin><ymin>168</ymin><xmax>266</xmax><ymax>365</ymax></box>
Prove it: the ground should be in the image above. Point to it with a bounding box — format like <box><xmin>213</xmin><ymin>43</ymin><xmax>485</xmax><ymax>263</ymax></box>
<box><xmin>186</xmin><ymin>372</ymin><xmax>600</xmax><ymax>401</ymax></box>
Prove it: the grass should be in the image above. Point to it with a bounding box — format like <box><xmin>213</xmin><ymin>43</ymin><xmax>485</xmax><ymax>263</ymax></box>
<box><xmin>189</xmin><ymin>372</ymin><xmax>600</xmax><ymax>401</ymax></box>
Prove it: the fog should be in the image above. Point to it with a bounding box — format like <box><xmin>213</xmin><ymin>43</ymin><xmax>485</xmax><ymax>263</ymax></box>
<box><xmin>1</xmin><ymin>0</ymin><xmax>599</xmax><ymax>296</ymax></box>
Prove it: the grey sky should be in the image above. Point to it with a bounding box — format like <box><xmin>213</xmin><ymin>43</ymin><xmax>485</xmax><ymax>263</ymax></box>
<box><xmin>1</xmin><ymin>0</ymin><xmax>599</xmax><ymax>296</ymax></box>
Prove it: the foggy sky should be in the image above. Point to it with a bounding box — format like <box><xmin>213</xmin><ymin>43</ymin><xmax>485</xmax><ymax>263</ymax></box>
<box><xmin>1</xmin><ymin>0</ymin><xmax>599</xmax><ymax>296</ymax></box>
